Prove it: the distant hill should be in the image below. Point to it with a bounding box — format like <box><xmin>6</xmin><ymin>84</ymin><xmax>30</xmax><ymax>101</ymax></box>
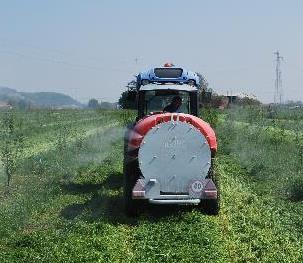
<box><xmin>0</xmin><ymin>86</ymin><xmax>83</xmax><ymax>109</ymax></box>
<box><xmin>19</xmin><ymin>92</ymin><xmax>82</xmax><ymax>108</ymax></box>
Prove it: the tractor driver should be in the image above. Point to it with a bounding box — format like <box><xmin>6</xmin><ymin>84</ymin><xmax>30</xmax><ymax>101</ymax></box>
<box><xmin>163</xmin><ymin>96</ymin><xmax>182</xmax><ymax>113</ymax></box>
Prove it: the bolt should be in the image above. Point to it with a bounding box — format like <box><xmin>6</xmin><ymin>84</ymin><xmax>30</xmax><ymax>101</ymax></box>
<box><xmin>149</xmin><ymin>156</ymin><xmax>157</xmax><ymax>164</ymax></box>
<box><xmin>169</xmin><ymin>175</ymin><xmax>176</xmax><ymax>182</ymax></box>
<box><xmin>189</xmin><ymin>156</ymin><xmax>196</xmax><ymax>162</ymax></box>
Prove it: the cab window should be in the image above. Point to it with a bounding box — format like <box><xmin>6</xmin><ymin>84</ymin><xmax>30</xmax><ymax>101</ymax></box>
<box><xmin>144</xmin><ymin>90</ymin><xmax>190</xmax><ymax>114</ymax></box>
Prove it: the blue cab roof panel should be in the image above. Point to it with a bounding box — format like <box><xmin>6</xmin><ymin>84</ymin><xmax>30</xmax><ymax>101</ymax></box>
<box><xmin>137</xmin><ymin>66</ymin><xmax>200</xmax><ymax>89</ymax></box>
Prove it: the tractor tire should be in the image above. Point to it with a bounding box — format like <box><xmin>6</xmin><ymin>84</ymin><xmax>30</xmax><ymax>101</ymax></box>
<box><xmin>123</xmin><ymin>164</ymin><xmax>140</xmax><ymax>217</ymax></box>
<box><xmin>200</xmin><ymin>198</ymin><xmax>219</xmax><ymax>215</ymax></box>
<box><xmin>199</xmin><ymin>159</ymin><xmax>220</xmax><ymax>215</ymax></box>
<box><xmin>123</xmin><ymin>131</ymin><xmax>141</xmax><ymax>217</ymax></box>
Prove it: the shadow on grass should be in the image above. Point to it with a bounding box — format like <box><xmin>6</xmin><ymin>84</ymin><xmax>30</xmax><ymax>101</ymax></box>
<box><xmin>60</xmin><ymin>171</ymin><xmax>137</xmax><ymax>225</ymax></box>
<box><xmin>60</xmin><ymin>171</ymin><xmax>200</xmax><ymax>225</ymax></box>
<box><xmin>60</xmin><ymin>170</ymin><xmax>123</xmax><ymax>194</ymax></box>
<box><xmin>60</xmin><ymin>182</ymin><xmax>102</xmax><ymax>194</ymax></box>
<box><xmin>145</xmin><ymin>205</ymin><xmax>195</xmax><ymax>222</ymax></box>
<box><xmin>286</xmin><ymin>177</ymin><xmax>303</xmax><ymax>202</ymax></box>
<box><xmin>60</xmin><ymin>192</ymin><xmax>138</xmax><ymax>225</ymax></box>
<box><xmin>61</xmin><ymin>194</ymin><xmax>194</xmax><ymax>225</ymax></box>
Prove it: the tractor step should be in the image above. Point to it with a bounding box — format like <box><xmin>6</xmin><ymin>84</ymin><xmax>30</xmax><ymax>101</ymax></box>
<box><xmin>149</xmin><ymin>199</ymin><xmax>200</xmax><ymax>205</ymax></box>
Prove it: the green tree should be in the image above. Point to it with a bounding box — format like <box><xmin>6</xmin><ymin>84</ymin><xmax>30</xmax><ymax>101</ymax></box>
<box><xmin>237</xmin><ymin>96</ymin><xmax>261</xmax><ymax>106</ymax></box>
<box><xmin>118</xmin><ymin>90</ymin><xmax>137</xmax><ymax>109</ymax></box>
<box><xmin>100</xmin><ymin>101</ymin><xmax>115</xmax><ymax>109</ymax></box>
<box><xmin>88</xmin><ymin>98</ymin><xmax>99</xmax><ymax>109</ymax></box>
<box><xmin>196</xmin><ymin>72</ymin><xmax>209</xmax><ymax>91</ymax></box>
<box><xmin>119</xmin><ymin>79</ymin><xmax>137</xmax><ymax>109</ymax></box>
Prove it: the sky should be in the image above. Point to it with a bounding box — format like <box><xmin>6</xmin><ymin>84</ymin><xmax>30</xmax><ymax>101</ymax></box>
<box><xmin>1</xmin><ymin>0</ymin><xmax>303</xmax><ymax>103</ymax></box>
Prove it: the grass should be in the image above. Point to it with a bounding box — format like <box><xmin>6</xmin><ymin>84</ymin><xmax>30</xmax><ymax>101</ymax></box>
<box><xmin>0</xmin><ymin>107</ymin><xmax>303</xmax><ymax>262</ymax></box>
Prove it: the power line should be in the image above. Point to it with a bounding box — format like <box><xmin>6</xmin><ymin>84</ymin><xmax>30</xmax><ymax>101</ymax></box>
<box><xmin>0</xmin><ymin>37</ymin><xmax>135</xmax><ymax>65</ymax></box>
<box><xmin>0</xmin><ymin>38</ymin><xmax>142</xmax><ymax>74</ymax></box>
<box><xmin>0</xmin><ymin>49</ymin><xmax>135</xmax><ymax>73</ymax></box>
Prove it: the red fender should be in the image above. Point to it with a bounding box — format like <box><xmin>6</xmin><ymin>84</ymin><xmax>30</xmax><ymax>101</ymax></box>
<box><xmin>128</xmin><ymin>113</ymin><xmax>217</xmax><ymax>154</ymax></box>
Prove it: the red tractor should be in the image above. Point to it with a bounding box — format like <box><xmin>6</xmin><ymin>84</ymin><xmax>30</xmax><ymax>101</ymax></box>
<box><xmin>124</xmin><ymin>67</ymin><xmax>219</xmax><ymax>216</ymax></box>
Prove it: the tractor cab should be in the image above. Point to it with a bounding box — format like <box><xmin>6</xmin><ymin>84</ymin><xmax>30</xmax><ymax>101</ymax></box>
<box><xmin>136</xmin><ymin>84</ymin><xmax>198</xmax><ymax>119</ymax></box>
<box><xmin>128</xmin><ymin>64</ymin><xmax>200</xmax><ymax>120</ymax></box>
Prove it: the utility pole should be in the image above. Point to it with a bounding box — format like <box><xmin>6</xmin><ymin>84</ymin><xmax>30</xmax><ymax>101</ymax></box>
<box><xmin>274</xmin><ymin>51</ymin><xmax>283</xmax><ymax>104</ymax></box>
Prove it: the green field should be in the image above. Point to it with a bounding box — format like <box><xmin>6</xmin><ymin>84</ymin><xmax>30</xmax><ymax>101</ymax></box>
<box><xmin>0</xmin><ymin>107</ymin><xmax>303</xmax><ymax>262</ymax></box>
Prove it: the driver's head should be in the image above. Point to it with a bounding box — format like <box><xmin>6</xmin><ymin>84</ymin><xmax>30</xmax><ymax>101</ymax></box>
<box><xmin>172</xmin><ymin>95</ymin><xmax>182</xmax><ymax>108</ymax></box>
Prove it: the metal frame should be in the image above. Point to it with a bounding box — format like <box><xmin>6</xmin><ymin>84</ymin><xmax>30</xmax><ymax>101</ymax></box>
<box><xmin>132</xmin><ymin>178</ymin><xmax>217</xmax><ymax>204</ymax></box>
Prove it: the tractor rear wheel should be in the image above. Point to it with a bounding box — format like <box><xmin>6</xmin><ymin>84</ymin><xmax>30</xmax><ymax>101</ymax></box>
<box><xmin>200</xmin><ymin>160</ymin><xmax>220</xmax><ymax>215</ymax></box>
<box><xmin>123</xmin><ymin>139</ymin><xmax>141</xmax><ymax>216</ymax></box>
<box><xmin>200</xmin><ymin>198</ymin><xmax>219</xmax><ymax>215</ymax></box>
<box><xmin>123</xmin><ymin>161</ymin><xmax>141</xmax><ymax>217</ymax></box>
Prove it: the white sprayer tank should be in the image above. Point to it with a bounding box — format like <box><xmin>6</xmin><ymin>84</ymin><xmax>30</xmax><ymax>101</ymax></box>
<box><xmin>138</xmin><ymin>120</ymin><xmax>211</xmax><ymax>193</ymax></box>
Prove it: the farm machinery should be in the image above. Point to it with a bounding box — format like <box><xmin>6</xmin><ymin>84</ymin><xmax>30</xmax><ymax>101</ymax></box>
<box><xmin>124</xmin><ymin>64</ymin><xmax>219</xmax><ymax>216</ymax></box>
